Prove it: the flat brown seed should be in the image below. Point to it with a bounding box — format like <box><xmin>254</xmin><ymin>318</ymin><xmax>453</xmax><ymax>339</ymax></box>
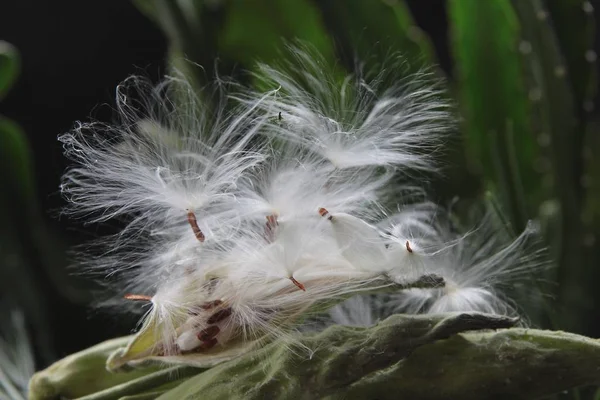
<box><xmin>318</xmin><ymin>207</ymin><xmax>333</xmax><ymax>220</ymax></box>
<box><xmin>198</xmin><ymin>337</ymin><xmax>218</xmax><ymax>351</ymax></box>
<box><xmin>199</xmin><ymin>299</ymin><xmax>223</xmax><ymax>310</ymax></box>
<box><xmin>197</xmin><ymin>325</ymin><xmax>220</xmax><ymax>341</ymax></box>
<box><xmin>207</xmin><ymin>307</ymin><xmax>233</xmax><ymax>324</ymax></box>
<box><xmin>124</xmin><ymin>294</ymin><xmax>153</xmax><ymax>301</ymax></box>
<box><xmin>265</xmin><ymin>214</ymin><xmax>279</xmax><ymax>241</ymax></box>
<box><xmin>187</xmin><ymin>210</ymin><xmax>206</xmax><ymax>242</ymax></box>
<box><xmin>290</xmin><ymin>277</ymin><xmax>306</xmax><ymax>291</ymax></box>
<box><xmin>266</xmin><ymin>214</ymin><xmax>278</xmax><ymax>228</ymax></box>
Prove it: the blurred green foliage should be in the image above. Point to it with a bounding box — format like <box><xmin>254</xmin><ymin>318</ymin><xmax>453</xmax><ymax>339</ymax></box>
<box><xmin>449</xmin><ymin>0</ymin><xmax>535</xmax><ymax>233</ymax></box>
<box><xmin>0</xmin><ymin>42</ymin><xmax>90</xmax><ymax>367</ymax></box>
<box><xmin>0</xmin><ymin>41</ymin><xmax>20</xmax><ymax>100</ymax></box>
<box><xmin>0</xmin><ymin>41</ymin><xmax>58</xmax><ymax>364</ymax></box>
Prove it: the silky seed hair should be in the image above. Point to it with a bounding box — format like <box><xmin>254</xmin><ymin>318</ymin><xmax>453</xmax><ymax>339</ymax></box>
<box><xmin>60</xmin><ymin>47</ymin><xmax>541</xmax><ymax>361</ymax></box>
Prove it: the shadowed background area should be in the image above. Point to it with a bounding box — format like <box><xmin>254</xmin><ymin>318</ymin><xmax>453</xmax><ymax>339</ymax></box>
<box><xmin>0</xmin><ymin>2</ymin><xmax>599</xmax><ymax>397</ymax></box>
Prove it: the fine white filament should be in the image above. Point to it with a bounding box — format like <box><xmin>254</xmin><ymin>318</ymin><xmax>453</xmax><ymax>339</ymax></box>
<box><xmin>60</xmin><ymin>48</ymin><xmax>542</xmax><ymax>358</ymax></box>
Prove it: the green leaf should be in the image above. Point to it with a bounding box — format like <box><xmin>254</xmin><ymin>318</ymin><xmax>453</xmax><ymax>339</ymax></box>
<box><xmin>525</xmin><ymin>0</ymin><xmax>600</xmax><ymax>338</ymax></box>
<box><xmin>0</xmin><ymin>114</ymin><xmax>91</xmax><ymax>302</ymax></box>
<box><xmin>133</xmin><ymin>0</ymin><xmax>225</xmax><ymax>89</ymax></box>
<box><xmin>546</xmin><ymin>0</ymin><xmax>597</xmax><ymax>112</ymax></box>
<box><xmin>315</xmin><ymin>0</ymin><xmax>438</xmax><ymax>75</ymax></box>
<box><xmin>448</xmin><ymin>0</ymin><xmax>538</xmax><ymax>233</ymax></box>
<box><xmin>0</xmin><ymin>116</ymin><xmax>34</xmax><ymax>206</ymax></box>
<box><xmin>219</xmin><ymin>0</ymin><xmax>334</xmax><ymax>66</ymax></box>
<box><xmin>28</xmin><ymin>337</ymin><xmax>176</xmax><ymax>400</ymax></box>
<box><xmin>131</xmin><ymin>0</ymin><xmax>161</xmax><ymax>25</ymax></box>
<box><xmin>75</xmin><ymin>368</ymin><xmax>201</xmax><ymax>400</ymax></box>
<box><xmin>509</xmin><ymin>0</ymin><xmax>593</xmax><ymax>334</ymax></box>
<box><xmin>0</xmin><ymin>96</ymin><xmax>59</xmax><ymax>365</ymax></box>
<box><xmin>0</xmin><ymin>41</ymin><xmax>20</xmax><ymax>99</ymax></box>
<box><xmin>156</xmin><ymin>312</ymin><xmax>600</xmax><ymax>399</ymax></box>
<box><xmin>29</xmin><ymin>313</ymin><xmax>600</xmax><ymax>399</ymax></box>
<box><xmin>0</xmin><ymin>117</ymin><xmax>91</xmax><ymax>365</ymax></box>
<box><xmin>388</xmin><ymin>1</ymin><xmax>437</xmax><ymax>63</ymax></box>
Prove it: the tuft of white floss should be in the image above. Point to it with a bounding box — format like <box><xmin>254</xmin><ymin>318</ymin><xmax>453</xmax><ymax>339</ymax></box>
<box><xmin>419</xmin><ymin>219</ymin><xmax>544</xmax><ymax>316</ymax></box>
<box><xmin>241</xmin><ymin>46</ymin><xmax>452</xmax><ymax>171</ymax></box>
<box><xmin>0</xmin><ymin>310</ymin><xmax>35</xmax><ymax>400</ymax></box>
<box><xmin>328</xmin><ymin>214</ymin><xmax>545</xmax><ymax>327</ymax></box>
<box><xmin>60</xmin><ymin>76</ymin><xmax>266</xmax><ymax>234</ymax></box>
<box><xmin>60</xmin><ymin>75</ymin><xmax>267</xmax><ymax>301</ymax></box>
<box><xmin>60</xmin><ymin>48</ymin><xmax>542</xmax><ymax>366</ymax></box>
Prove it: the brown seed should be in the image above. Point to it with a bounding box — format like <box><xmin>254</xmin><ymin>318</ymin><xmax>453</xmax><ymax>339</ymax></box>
<box><xmin>265</xmin><ymin>214</ymin><xmax>279</xmax><ymax>241</ymax></box>
<box><xmin>199</xmin><ymin>299</ymin><xmax>223</xmax><ymax>310</ymax></box>
<box><xmin>318</xmin><ymin>207</ymin><xmax>333</xmax><ymax>220</ymax></box>
<box><xmin>266</xmin><ymin>214</ymin><xmax>278</xmax><ymax>229</ymax></box>
<box><xmin>290</xmin><ymin>277</ymin><xmax>306</xmax><ymax>291</ymax></box>
<box><xmin>207</xmin><ymin>307</ymin><xmax>233</xmax><ymax>324</ymax></box>
<box><xmin>197</xmin><ymin>325</ymin><xmax>220</xmax><ymax>341</ymax></box>
<box><xmin>187</xmin><ymin>210</ymin><xmax>205</xmax><ymax>242</ymax></box>
<box><xmin>405</xmin><ymin>241</ymin><xmax>413</xmax><ymax>253</ymax></box>
<box><xmin>204</xmin><ymin>278</ymin><xmax>220</xmax><ymax>295</ymax></box>
<box><xmin>124</xmin><ymin>294</ymin><xmax>153</xmax><ymax>301</ymax></box>
<box><xmin>198</xmin><ymin>337</ymin><xmax>218</xmax><ymax>351</ymax></box>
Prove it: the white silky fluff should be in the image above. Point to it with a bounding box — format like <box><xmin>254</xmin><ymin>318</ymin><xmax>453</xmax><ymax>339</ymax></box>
<box><xmin>60</xmin><ymin>48</ymin><xmax>540</xmax><ymax>357</ymax></box>
<box><xmin>241</xmin><ymin>48</ymin><xmax>451</xmax><ymax>172</ymax></box>
<box><xmin>0</xmin><ymin>310</ymin><xmax>34</xmax><ymax>400</ymax></box>
<box><xmin>328</xmin><ymin>211</ymin><xmax>545</xmax><ymax>327</ymax></box>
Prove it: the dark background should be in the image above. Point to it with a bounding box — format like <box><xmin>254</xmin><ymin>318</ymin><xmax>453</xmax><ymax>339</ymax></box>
<box><xmin>1</xmin><ymin>1</ymin><xmax>168</xmax><ymax>364</ymax></box>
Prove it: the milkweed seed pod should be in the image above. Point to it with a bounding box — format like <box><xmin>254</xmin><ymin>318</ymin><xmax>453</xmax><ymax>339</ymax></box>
<box><xmin>59</xmin><ymin>48</ymin><xmax>540</xmax><ymax>370</ymax></box>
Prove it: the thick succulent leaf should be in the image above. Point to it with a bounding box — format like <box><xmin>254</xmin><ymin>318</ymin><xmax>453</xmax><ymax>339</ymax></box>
<box><xmin>448</xmin><ymin>0</ymin><xmax>538</xmax><ymax>232</ymax></box>
<box><xmin>105</xmin><ymin>318</ymin><xmax>162</xmax><ymax>372</ymax></box>
<box><xmin>30</xmin><ymin>313</ymin><xmax>600</xmax><ymax>399</ymax></box>
<box><xmin>74</xmin><ymin>368</ymin><xmax>201</xmax><ymax>400</ymax></box>
<box><xmin>158</xmin><ymin>313</ymin><xmax>517</xmax><ymax>399</ymax></box>
<box><xmin>29</xmin><ymin>334</ymin><xmax>200</xmax><ymax>400</ymax></box>
<box><xmin>159</xmin><ymin>313</ymin><xmax>600</xmax><ymax>400</ymax></box>
<box><xmin>110</xmin><ymin>339</ymin><xmax>261</xmax><ymax>373</ymax></box>
<box><xmin>345</xmin><ymin>327</ymin><xmax>600</xmax><ymax>400</ymax></box>
<box><xmin>28</xmin><ymin>337</ymin><xmax>163</xmax><ymax>400</ymax></box>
